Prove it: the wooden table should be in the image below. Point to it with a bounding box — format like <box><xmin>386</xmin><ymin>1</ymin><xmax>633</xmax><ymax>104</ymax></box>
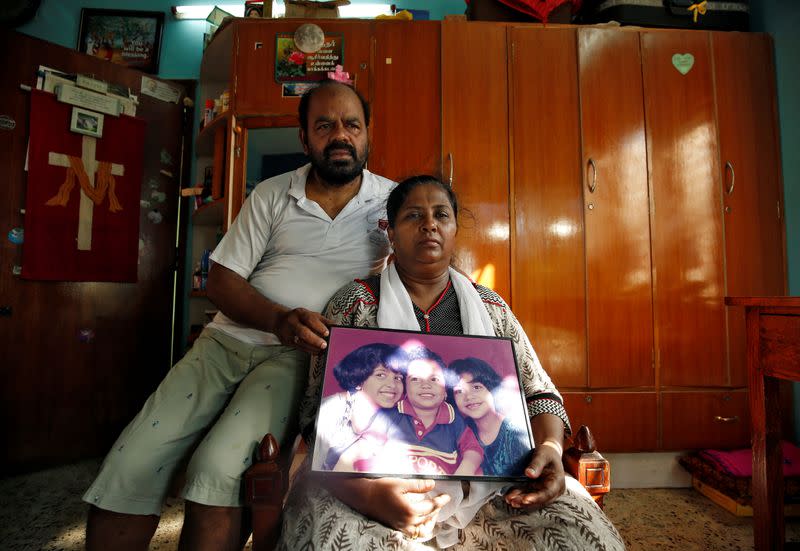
<box><xmin>725</xmin><ymin>297</ymin><xmax>800</xmax><ymax>551</ymax></box>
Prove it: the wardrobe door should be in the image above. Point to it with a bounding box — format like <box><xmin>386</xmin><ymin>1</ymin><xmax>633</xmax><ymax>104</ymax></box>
<box><xmin>509</xmin><ymin>27</ymin><xmax>585</xmax><ymax>388</ymax></box>
<box><xmin>641</xmin><ymin>31</ymin><xmax>727</xmax><ymax>387</ymax></box>
<box><xmin>713</xmin><ymin>32</ymin><xmax>787</xmax><ymax>387</ymax></box>
<box><xmin>370</xmin><ymin>21</ymin><xmax>441</xmax><ymax>180</ymax></box>
<box><xmin>578</xmin><ymin>28</ymin><xmax>654</xmax><ymax>388</ymax></box>
<box><xmin>442</xmin><ymin>21</ymin><xmax>510</xmax><ymax>300</ymax></box>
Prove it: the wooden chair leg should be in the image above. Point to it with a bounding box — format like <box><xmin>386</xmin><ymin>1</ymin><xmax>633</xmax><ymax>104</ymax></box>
<box><xmin>562</xmin><ymin>425</ymin><xmax>611</xmax><ymax>508</ymax></box>
<box><xmin>244</xmin><ymin>434</ymin><xmax>287</xmax><ymax>551</ymax></box>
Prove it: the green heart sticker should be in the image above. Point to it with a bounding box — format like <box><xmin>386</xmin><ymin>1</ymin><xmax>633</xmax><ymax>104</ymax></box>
<box><xmin>672</xmin><ymin>53</ymin><xmax>695</xmax><ymax>75</ymax></box>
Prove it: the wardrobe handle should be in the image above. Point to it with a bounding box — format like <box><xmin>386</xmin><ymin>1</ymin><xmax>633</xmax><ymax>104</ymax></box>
<box><xmin>448</xmin><ymin>152</ymin><xmax>454</xmax><ymax>187</ymax></box>
<box><xmin>714</xmin><ymin>415</ymin><xmax>739</xmax><ymax>423</ymax></box>
<box><xmin>586</xmin><ymin>158</ymin><xmax>597</xmax><ymax>193</ymax></box>
<box><xmin>725</xmin><ymin>161</ymin><xmax>735</xmax><ymax>195</ymax></box>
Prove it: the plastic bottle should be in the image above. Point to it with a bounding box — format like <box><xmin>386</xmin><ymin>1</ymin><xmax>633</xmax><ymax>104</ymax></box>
<box><xmin>192</xmin><ymin>262</ymin><xmax>202</xmax><ymax>290</ymax></box>
<box><xmin>200</xmin><ymin>249</ymin><xmax>211</xmax><ymax>290</ymax></box>
<box><xmin>204</xmin><ymin>99</ymin><xmax>215</xmax><ymax>126</ymax></box>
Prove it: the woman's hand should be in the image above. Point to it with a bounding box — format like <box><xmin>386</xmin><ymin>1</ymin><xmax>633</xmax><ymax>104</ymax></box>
<box><xmin>504</xmin><ymin>441</ymin><xmax>566</xmax><ymax>509</ymax></box>
<box><xmin>324</xmin><ymin>476</ymin><xmax>450</xmax><ymax>539</ymax></box>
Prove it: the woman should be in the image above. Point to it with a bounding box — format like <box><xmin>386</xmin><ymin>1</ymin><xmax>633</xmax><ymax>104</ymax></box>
<box><xmin>280</xmin><ymin>176</ymin><xmax>624</xmax><ymax>550</ymax></box>
<box><xmin>450</xmin><ymin>357</ymin><xmax>531</xmax><ymax>477</ymax></box>
<box><xmin>314</xmin><ymin>343</ymin><xmax>407</xmax><ymax>471</ymax></box>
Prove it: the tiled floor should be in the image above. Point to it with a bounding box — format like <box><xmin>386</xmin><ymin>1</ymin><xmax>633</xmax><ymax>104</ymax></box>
<box><xmin>2</xmin><ymin>458</ymin><xmax>799</xmax><ymax>550</ymax></box>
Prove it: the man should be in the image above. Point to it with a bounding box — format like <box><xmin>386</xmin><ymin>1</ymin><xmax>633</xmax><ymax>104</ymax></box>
<box><xmin>84</xmin><ymin>80</ymin><xmax>396</xmax><ymax>551</ymax></box>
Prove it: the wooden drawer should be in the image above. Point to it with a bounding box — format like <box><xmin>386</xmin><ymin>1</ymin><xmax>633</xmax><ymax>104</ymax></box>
<box><xmin>661</xmin><ymin>391</ymin><xmax>749</xmax><ymax>450</ymax></box>
<box><xmin>563</xmin><ymin>392</ymin><xmax>657</xmax><ymax>452</ymax></box>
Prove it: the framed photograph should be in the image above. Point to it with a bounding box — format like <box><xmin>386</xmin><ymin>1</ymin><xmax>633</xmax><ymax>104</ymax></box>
<box><xmin>312</xmin><ymin>326</ymin><xmax>534</xmax><ymax>482</ymax></box>
<box><xmin>77</xmin><ymin>9</ymin><xmax>165</xmax><ymax>74</ymax></box>
<box><xmin>70</xmin><ymin>107</ymin><xmax>104</xmax><ymax>138</ymax></box>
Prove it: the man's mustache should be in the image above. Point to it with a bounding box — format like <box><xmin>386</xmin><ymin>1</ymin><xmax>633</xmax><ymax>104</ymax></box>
<box><xmin>324</xmin><ymin>141</ymin><xmax>357</xmax><ymax>159</ymax></box>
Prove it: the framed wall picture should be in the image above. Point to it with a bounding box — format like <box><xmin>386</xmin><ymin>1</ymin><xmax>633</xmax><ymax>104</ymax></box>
<box><xmin>70</xmin><ymin>107</ymin><xmax>104</xmax><ymax>138</ymax></box>
<box><xmin>77</xmin><ymin>8</ymin><xmax>165</xmax><ymax>74</ymax></box>
<box><xmin>312</xmin><ymin>326</ymin><xmax>534</xmax><ymax>482</ymax></box>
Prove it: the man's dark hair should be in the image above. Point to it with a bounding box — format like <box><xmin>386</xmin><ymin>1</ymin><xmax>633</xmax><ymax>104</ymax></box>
<box><xmin>298</xmin><ymin>80</ymin><xmax>371</xmax><ymax>133</ymax></box>
<box><xmin>333</xmin><ymin>343</ymin><xmax>407</xmax><ymax>392</ymax></box>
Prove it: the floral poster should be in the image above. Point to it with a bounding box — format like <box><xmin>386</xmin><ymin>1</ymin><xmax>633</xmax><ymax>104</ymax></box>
<box><xmin>274</xmin><ymin>34</ymin><xmax>344</xmax><ymax>84</ymax></box>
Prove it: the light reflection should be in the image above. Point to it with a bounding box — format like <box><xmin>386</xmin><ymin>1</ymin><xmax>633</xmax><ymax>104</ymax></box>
<box><xmin>549</xmin><ymin>219</ymin><xmax>576</xmax><ymax>238</ymax></box>
<box><xmin>487</xmin><ymin>223</ymin><xmax>509</xmax><ymax>241</ymax></box>
<box><xmin>470</xmin><ymin>264</ymin><xmax>496</xmax><ymax>290</ymax></box>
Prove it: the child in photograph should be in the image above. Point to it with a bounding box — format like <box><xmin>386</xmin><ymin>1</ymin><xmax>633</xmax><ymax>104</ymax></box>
<box><xmin>348</xmin><ymin>345</ymin><xmax>483</xmax><ymax>476</ymax></box>
<box><xmin>313</xmin><ymin>343</ymin><xmax>408</xmax><ymax>471</ymax></box>
<box><xmin>450</xmin><ymin>357</ymin><xmax>532</xmax><ymax>476</ymax></box>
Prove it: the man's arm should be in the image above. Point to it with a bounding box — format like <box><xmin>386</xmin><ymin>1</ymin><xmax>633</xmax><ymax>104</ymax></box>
<box><xmin>206</xmin><ymin>263</ymin><xmax>332</xmax><ymax>353</ymax></box>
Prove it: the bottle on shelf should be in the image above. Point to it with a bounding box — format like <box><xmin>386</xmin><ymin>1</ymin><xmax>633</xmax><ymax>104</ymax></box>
<box><xmin>200</xmin><ymin>249</ymin><xmax>211</xmax><ymax>291</ymax></box>
<box><xmin>192</xmin><ymin>262</ymin><xmax>202</xmax><ymax>291</ymax></box>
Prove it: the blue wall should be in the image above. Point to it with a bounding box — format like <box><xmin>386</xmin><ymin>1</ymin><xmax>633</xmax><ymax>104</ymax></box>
<box><xmin>16</xmin><ymin>0</ymin><xmax>466</xmax><ymax>79</ymax></box>
<box><xmin>751</xmin><ymin>0</ymin><xmax>800</xmax><ymax>439</ymax></box>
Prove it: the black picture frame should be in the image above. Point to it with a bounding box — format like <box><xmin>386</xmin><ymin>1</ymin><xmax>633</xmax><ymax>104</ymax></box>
<box><xmin>312</xmin><ymin>326</ymin><xmax>535</xmax><ymax>482</ymax></box>
<box><xmin>77</xmin><ymin>8</ymin><xmax>165</xmax><ymax>74</ymax></box>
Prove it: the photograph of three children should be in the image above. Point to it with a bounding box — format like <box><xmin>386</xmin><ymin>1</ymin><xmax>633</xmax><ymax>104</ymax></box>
<box><xmin>312</xmin><ymin>326</ymin><xmax>535</xmax><ymax>481</ymax></box>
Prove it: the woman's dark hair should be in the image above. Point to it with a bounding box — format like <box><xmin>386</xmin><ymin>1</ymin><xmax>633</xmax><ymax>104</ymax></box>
<box><xmin>405</xmin><ymin>345</ymin><xmax>458</xmax><ymax>390</ymax></box>
<box><xmin>333</xmin><ymin>343</ymin><xmax>407</xmax><ymax>392</ymax></box>
<box><xmin>298</xmin><ymin>80</ymin><xmax>371</xmax><ymax>133</ymax></box>
<box><xmin>386</xmin><ymin>175</ymin><xmax>459</xmax><ymax>229</ymax></box>
<box><xmin>449</xmin><ymin>357</ymin><xmax>502</xmax><ymax>394</ymax></box>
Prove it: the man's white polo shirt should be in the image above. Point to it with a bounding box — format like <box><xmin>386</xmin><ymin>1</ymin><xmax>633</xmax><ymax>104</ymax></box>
<box><xmin>208</xmin><ymin>164</ymin><xmax>395</xmax><ymax>345</ymax></box>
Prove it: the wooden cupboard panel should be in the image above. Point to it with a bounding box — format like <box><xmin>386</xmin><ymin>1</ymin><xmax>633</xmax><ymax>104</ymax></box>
<box><xmin>641</xmin><ymin>31</ymin><xmax>727</xmax><ymax>387</ymax></box>
<box><xmin>578</xmin><ymin>28</ymin><xmax>654</xmax><ymax>388</ymax></box>
<box><xmin>713</xmin><ymin>32</ymin><xmax>787</xmax><ymax>388</ymax></box>
<box><xmin>662</xmin><ymin>391</ymin><xmax>749</xmax><ymax>450</ymax></box>
<box><xmin>563</xmin><ymin>392</ymin><xmax>658</xmax><ymax>452</ymax></box>
<box><xmin>442</xmin><ymin>22</ymin><xmax>511</xmax><ymax>301</ymax></box>
<box><xmin>234</xmin><ymin>20</ymin><xmax>372</xmax><ymax>116</ymax></box>
<box><xmin>509</xmin><ymin>27</ymin><xmax>585</xmax><ymax>388</ymax></box>
<box><xmin>370</xmin><ymin>22</ymin><xmax>441</xmax><ymax>180</ymax></box>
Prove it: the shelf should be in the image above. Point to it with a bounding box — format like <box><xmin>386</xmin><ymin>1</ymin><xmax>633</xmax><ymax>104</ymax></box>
<box><xmin>190</xmin><ymin>290</ymin><xmax>208</xmax><ymax>298</ymax></box>
<box><xmin>197</xmin><ymin>111</ymin><xmax>230</xmax><ymax>157</ymax></box>
<box><xmin>193</xmin><ymin>197</ymin><xmax>225</xmax><ymax>226</ymax></box>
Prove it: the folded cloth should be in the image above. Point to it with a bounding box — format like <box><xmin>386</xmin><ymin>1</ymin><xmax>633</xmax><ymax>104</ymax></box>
<box><xmin>699</xmin><ymin>441</ymin><xmax>800</xmax><ymax>478</ymax></box>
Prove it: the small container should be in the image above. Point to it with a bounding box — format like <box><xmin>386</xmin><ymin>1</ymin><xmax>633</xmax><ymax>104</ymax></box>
<box><xmin>220</xmin><ymin>90</ymin><xmax>230</xmax><ymax>112</ymax></box>
<box><xmin>213</xmin><ymin>99</ymin><xmax>222</xmax><ymax>118</ymax></box>
<box><xmin>200</xmin><ymin>249</ymin><xmax>211</xmax><ymax>290</ymax></box>
<box><xmin>204</xmin><ymin>99</ymin><xmax>215</xmax><ymax>126</ymax></box>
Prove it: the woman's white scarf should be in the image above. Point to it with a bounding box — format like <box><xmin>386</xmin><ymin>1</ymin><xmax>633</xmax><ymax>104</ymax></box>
<box><xmin>378</xmin><ymin>263</ymin><xmax>507</xmax><ymax>548</ymax></box>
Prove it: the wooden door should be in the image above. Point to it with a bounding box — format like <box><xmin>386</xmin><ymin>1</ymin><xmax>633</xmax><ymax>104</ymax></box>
<box><xmin>712</xmin><ymin>32</ymin><xmax>787</xmax><ymax>387</ymax></box>
<box><xmin>661</xmin><ymin>391</ymin><xmax>749</xmax><ymax>449</ymax></box>
<box><xmin>508</xmin><ymin>27</ymin><xmax>585</xmax><ymax>388</ymax></box>
<box><xmin>370</xmin><ymin>21</ymin><xmax>441</xmax><ymax>180</ymax></box>
<box><xmin>641</xmin><ymin>31</ymin><xmax>727</xmax><ymax>387</ymax></box>
<box><xmin>233</xmin><ymin>19</ymin><xmax>373</xmax><ymax>116</ymax></box>
<box><xmin>578</xmin><ymin>28</ymin><xmax>654</xmax><ymax>388</ymax></box>
<box><xmin>442</xmin><ymin>21</ymin><xmax>511</xmax><ymax>301</ymax></box>
<box><xmin>0</xmin><ymin>32</ymin><xmax>188</xmax><ymax>471</ymax></box>
<box><xmin>563</xmin><ymin>392</ymin><xmax>658</xmax><ymax>451</ymax></box>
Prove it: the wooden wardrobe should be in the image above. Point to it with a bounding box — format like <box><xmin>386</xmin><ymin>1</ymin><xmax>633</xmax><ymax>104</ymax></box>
<box><xmin>443</xmin><ymin>22</ymin><xmax>787</xmax><ymax>451</ymax></box>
